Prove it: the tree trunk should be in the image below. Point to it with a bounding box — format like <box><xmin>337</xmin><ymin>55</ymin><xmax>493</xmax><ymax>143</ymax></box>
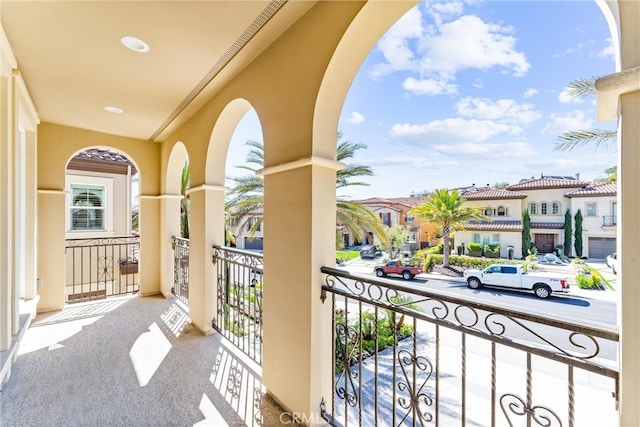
<box><xmin>443</xmin><ymin>228</ymin><xmax>450</xmax><ymax>267</ymax></box>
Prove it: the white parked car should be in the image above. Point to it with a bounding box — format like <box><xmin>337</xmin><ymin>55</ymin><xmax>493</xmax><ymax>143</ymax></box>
<box><xmin>606</xmin><ymin>253</ymin><xmax>618</xmax><ymax>274</ymax></box>
<box><xmin>463</xmin><ymin>264</ymin><xmax>570</xmax><ymax>299</ymax></box>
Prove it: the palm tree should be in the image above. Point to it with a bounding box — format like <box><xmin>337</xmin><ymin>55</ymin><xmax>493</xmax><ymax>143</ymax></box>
<box><xmin>181</xmin><ymin>158</ymin><xmax>190</xmax><ymax>238</ymax></box>
<box><xmin>410</xmin><ymin>188</ymin><xmax>486</xmax><ymax>267</ymax></box>
<box><xmin>554</xmin><ymin>77</ymin><xmax>617</xmax><ymax>152</ymax></box>
<box><xmin>226</xmin><ymin>133</ymin><xmax>388</xmax><ymax>246</ymax></box>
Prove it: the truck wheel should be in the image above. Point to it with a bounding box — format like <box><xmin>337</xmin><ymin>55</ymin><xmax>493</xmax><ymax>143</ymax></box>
<box><xmin>376</xmin><ymin>269</ymin><xmax>386</xmax><ymax>277</ymax></box>
<box><xmin>533</xmin><ymin>284</ymin><xmax>551</xmax><ymax>299</ymax></box>
<box><xmin>467</xmin><ymin>277</ymin><xmax>482</xmax><ymax>289</ymax></box>
<box><xmin>402</xmin><ymin>271</ymin><xmax>414</xmax><ymax>280</ymax></box>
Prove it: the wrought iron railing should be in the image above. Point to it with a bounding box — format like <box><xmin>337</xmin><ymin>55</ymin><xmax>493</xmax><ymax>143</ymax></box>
<box><xmin>320</xmin><ymin>266</ymin><xmax>619</xmax><ymax>427</ymax></box>
<box><xmin>65</xmin><ymin>235</ymin><xmax>140</xmax><ymax>303</ymax></box>
<box><xmin>602</xmin><ymin>215</ymin><xmax>617</xmax><ymax>227</ymax></box>
<box><xmin>212</xmin><ymin>245</ymin><xmax>263</xmax><ymax>365</ymax></box>
<box><xmin>172</xmin><ymin>236</ymin><xmax>190</xmax><ymax>304</ymax></box>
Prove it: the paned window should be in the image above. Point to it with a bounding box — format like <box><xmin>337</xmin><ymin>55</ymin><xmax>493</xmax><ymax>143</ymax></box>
<box><xmin>529</xmin><ymin>203</ymin><xmax>537</xmax><ymax>215</ymax></box>
<box><xmin>586</xmin><ymin>202</ymin><xmax>597</xmax><ymax>217</ymax></box>
<box><xmin>497</xmin><ymin>206</ymin><xmax>507</xmax><ymax>216</ymax></box>
<box><xmin>551</xmin><ymin>202</ymin><xmax>560</xmax><ymax>215</ymax></box>
<box><xmin>540</xmin><ymin>202</ymin><xmax>548</xmax><ymax>215</ymax></box>
<box><xmin>70</xmin><ymin>185</ymin><xmax>105</xmax><ymax>231</ymax></box>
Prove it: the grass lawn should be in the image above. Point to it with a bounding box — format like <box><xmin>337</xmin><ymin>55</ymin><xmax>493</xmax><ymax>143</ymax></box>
<box><xmin>336</xmin><ymin>250</ymin><xmax>360</xmax><ymax>263</ymax></box>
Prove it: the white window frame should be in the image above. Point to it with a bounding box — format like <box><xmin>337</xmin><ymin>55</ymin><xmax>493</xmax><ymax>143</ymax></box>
<box><xmin>551</xmin><ymin>201</ymin><xmax>560</xmax><ymax>215</ymax></box>
<box><xmin>66</xmin><ymin>174</ymin><xmax>114</xmax><ymax>238</ymax></box>
<box><xmin>529</xmin><ymin>202</ymin><xmax>537</xmax><ymax>215</ymax></box>
<box><xmin>586</xmin><ymin>202</ymin><xmax>597</xmax><ymax>217</ymax></box>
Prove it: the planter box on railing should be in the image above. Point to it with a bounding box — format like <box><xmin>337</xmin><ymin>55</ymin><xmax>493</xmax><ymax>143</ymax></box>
<box><xmin>485</xmin><ymin>252</ymin><xmax>500</xmax><ymax>259</ymax></box>
<box><xmin>468</xmin><ymin>250</ymin><xmax>483</xmax><ymax>257</ymax></box>
<box><xmin>119</xmin><ymin>259</ymin><xmax>138</xmax><ymax>274</ymax></box>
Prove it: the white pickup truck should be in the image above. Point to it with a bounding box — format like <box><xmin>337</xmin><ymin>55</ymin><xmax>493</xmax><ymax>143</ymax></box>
<box><xmin>463</xmin><ymin>264</ymin><xmax>570</xmax><ymax>299</ymax></box>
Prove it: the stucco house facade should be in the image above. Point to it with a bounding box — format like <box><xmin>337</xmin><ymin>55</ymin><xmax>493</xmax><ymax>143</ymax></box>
<box><xmin>344</xmin><ymin>196</ymin><xmax>438</xmax><ymax>249</ymax></box>
<box><xmin>1</xmin><ymin>1</ymin><xmax>639</xmax><ymax>425</ymax></box>
<box><xmin>456</xmin><ymin>176</ymin><xmax>617</xmax><ymax>259</ymax></box>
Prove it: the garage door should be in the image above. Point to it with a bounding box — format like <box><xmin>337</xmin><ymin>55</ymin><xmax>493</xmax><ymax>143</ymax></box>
<box><xmin>244</xmin><ymin>237</ymin><xmax>263</xmax><ymax>251</ymax></box>
<box><xmin>588</xmin><ymin>237</ymin><xmax>616</xmax><ymax>259</ymax></box>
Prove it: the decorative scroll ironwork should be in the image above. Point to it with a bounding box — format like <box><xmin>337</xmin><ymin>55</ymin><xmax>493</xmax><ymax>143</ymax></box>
<box><xmin>334</xmin><ymin>322</ymin><xmax>360</xmax><ymax>408</ymax></box>
<box><xmin>320</xmin><ymin>265</ymin><xmax>619</xmax><ymax>427</ymax></box>
<box><xmin>500</xmin><ymin>393</ymin><xmax>562</xmax><ymax>427</ymax></box>
<box><xmin>396</xmin><ymin>349</ymin><xmax>434</xmax><ymax>425</ymax></box>
<box><xmin>172</xmin><ymin>236</ymin><xmax>189</xmax><ymax>304</ymax></box>
<box><xmin>212</xmin><ymin>245</ymin><xmax>263</xmax><ymax>366</ymax></box>
<box><xmin>65</xmin><ymin>235</ymin><xmax>140</xmax><ymax>303</ymax></box>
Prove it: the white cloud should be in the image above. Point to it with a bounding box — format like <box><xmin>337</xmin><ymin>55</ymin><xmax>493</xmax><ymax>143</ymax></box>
<box><xmin>423</xmin><ymin>0</ymin><xmax>465</xmax><ymax>26</ymax></box>
<box><xmin>596</xmin><ymin>38</ymin><xmax>616</xmax><ymax>60</ymax></box>
<box><xmin>524</xmin><ymin>88</ymin><xmax>538</xmax><ymax>98</ymax></box>
<box><xmin>540</xmin><ymin>110</ymin><xmax>594</xmax><ymax>136</ymax></box>
<box><xmin>389</xmin><ymin>118</ymin><xmax>516</xmax><ymax>145</ymax></box>
<box><xmin>525</xmin><ymin>153</ymin><xmax>616</xmax><ymax>177</ymax></box>
<box><xmin>343</xmin><ymin>111</ymin><xmax>365</xmax><ymax>124</ymax></box>
<box><xmin>455</xmin><ymin>97</ymin><xmax>542</xmax><ymax>124</ymax></box>
<box><xmin>402</xmin><ymin>77</ymin><xmax>457</xmax><ymax>95</ymax></box>
<box><xmin>371</xmin><ymin>9</ymin><xmax>530</xmax><ymax>88</ymax></box>
<box><xmin>365</xmin><ymin>155</ymin><xmax>458</xmax><ymax>170</ymax></box>
<box><xmin>558</xmin><ymin>87</ymin><xmax>584</xmax><ymax>104</ymax></box>
<box><xmin>432</xmin><ymin>141</ymin><xmax>536</xmax><ymax>158</ymax></box>
<box><xmin>370</xmin><ymin>8</ymin><xmax>424</xmax><ymax>79</ymax></box>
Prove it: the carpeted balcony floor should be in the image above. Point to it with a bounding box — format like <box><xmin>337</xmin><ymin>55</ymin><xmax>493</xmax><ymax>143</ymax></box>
<box><xmin>0</xmin><ymin>294</ymin><xmax>288</xmax><ymax>427</ymax></box>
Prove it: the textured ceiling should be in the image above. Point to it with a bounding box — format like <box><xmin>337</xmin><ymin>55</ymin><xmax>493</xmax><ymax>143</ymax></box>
<box><xmin>1</xmin><ymin>1</ymin><xmax>313</xmax><ymax>141</ymax></box>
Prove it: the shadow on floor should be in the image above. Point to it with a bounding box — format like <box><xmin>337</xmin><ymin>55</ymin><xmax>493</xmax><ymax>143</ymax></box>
<box><xmin>0</xmin><ymin>294</ymin><xmax>288</xmax><ymax>427</ymax></box>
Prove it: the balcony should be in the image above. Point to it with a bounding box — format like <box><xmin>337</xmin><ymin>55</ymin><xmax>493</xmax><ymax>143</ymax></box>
<box><xmin>602</xmin><ymin>216</ymin><xmax>617</xmax><ymax>227</ymax></box>
<box><xmin>1</xmin><ymin>245</ymin><xmax>619</xmax><ymax>426</ymax></box>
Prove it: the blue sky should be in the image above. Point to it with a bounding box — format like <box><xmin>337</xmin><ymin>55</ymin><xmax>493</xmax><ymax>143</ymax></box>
<box><xmin>227</xmin><ymin>0</ymin><xmax>617</xmax><ymax>200</ymax></box>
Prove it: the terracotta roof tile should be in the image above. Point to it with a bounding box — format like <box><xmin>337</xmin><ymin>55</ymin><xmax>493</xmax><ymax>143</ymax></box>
<box><xmin>464</xmin><ymin>189</ymin><xmax>527</xmax><ymax>200</ymax></box>
<box><xmin>564</xmin><ymin>181</ymin><xmax>617</xmax><ymax>197</ymax></box>
<box><xmin>506</xmin><ymin>177</ymin><xmax>590</xmax><ymax>191</ymax></box>
<box><xmin>463</xmin><ymin>220</ymin><xmax>522</xmax><ymax>231</ymax></box>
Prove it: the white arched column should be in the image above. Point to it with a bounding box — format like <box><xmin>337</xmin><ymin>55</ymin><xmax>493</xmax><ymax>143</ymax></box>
<box><xmin>595</xmin><ymin>1</ymin><xmax>640</xmax><ymax>422</ymax></box>
<box><xmin>261</xmin><ymin>156</ymin><xmax>341</xmax><ymax>422</ymax></box>
<box><xmin>185</xmin><ymin>184</ymin><xmax>226</xmax><ymax>334</ymax></box>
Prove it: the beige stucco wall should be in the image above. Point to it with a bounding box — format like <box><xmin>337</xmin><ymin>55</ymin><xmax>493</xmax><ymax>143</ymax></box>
<box><xmin>522</xmin><ymin>188</ymin><xmax>571</xmax><ymax>222</ymax></box>
<box><xmin>36</xmin><ymin>123</ymin><xmax>161</xmax><ymax>309</ymax></box>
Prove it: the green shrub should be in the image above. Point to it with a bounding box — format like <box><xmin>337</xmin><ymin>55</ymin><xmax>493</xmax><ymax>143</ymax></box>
<box><xmin>466</xmin><ymin>242</ymin><xmax>483</xmax><ymax>252</ymax></box>
<box><xmin>426</xmin><ymin>241</ymin><xmax>452</xmax><ymax>254</ymax></box>
<box><xmin>422</xmin><ymin>254</ymin><xmax>521</xmax><ymax>272</ymax></box>
<box><xmin>576</xmin><ymin>274</ymin><xmax>598</xmax><ymax>289</ymax></box>
<box><xmin>484</xmin><ymin>244</ymin><xmax>500</xmax><ymax>253</ymax></box>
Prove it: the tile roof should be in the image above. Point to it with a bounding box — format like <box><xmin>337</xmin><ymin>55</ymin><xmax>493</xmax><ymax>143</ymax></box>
<box><xmin>463</xmin><ymin>220</ymin><xmax>522</xmax><ymax>231</ymax></box>
<box><xmin>506</xmin><ymin>177</ymin><xmax>590</xmax><ymax>190</ymax></box>
<box><xmin>530</xmin><ymin>222</ymin><xmax>564</xmax><ymax>229</ymax></box>
<box><xmin>564</xmin><ymin>181</ymin><xmax>617</xmax><ymax>197</ymax></box>
<box><xmin>463</xmin><ymin>188</ymin><xmax>527</xmax><ymax>200</ymax></box>
<box><xmin>356</xmin><ymin>197</ymin><xmax>413</xmax><ymax>208</ymax></box>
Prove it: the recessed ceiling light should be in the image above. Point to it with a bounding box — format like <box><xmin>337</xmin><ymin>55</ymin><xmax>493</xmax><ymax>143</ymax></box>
<box><xmin>121</xmin><ymin>36</ymin><xmax>150</xmax><ymax>53</ymax></box>
<box><xmin>105</xmin><ymin>106</ymin><xmax>124</xmax><ymax>114</ymax></box>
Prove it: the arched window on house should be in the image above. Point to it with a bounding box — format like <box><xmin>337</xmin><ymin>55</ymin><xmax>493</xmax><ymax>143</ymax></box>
<box><xmin>529</xmin><ymin>202</ymin><xmax>537</xmax><ymax>215</ymax></box>
<box><xmin>484</xmin><ymin>207</ymin><xmax>494</xmax><ymax>216</ymax></box>
<box><xmin>540</xmin><ymin>202</ymin><xmax>548</xmax><ymax>215</ymax></box>
<box><xmin>551</xmin><ymin>201</ymin><xmax>560</xmax><ymax>215</ymax></box>
<box><xmin>497</xmin><ymin>206</ymin><xmax>507</xmax><ymax>216</ymax></box>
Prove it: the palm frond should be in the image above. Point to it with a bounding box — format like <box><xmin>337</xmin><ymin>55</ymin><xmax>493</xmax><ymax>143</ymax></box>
<box><xmin>565</xmin><ymin>77</ymin><xmax>598</xmax><ymax>98</ymax></box>
<box><xmin>554</xmin><ymin>129</ymin><xmax>617</xmax><ymax>152</ymax></box>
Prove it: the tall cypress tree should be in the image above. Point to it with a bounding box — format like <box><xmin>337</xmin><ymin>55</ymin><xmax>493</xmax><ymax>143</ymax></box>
<box><xmin>574</xmin><ymin>209</ymin><xmax>583</xmax><ymax>258</ymax></box>
<box><xmin>522</xmin><ymin>210</ymin><xmax>531</xmax><ymax>259</ymax></box>
<box><xmin>563</xmin><ymin>209</ymin><xmax>572</xmax><ymax>257</ymax></box>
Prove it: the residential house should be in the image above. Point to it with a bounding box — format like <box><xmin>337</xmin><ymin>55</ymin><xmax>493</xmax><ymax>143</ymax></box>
<box><xmin>346</xmin><ymin>196</ymin><xmax>438</xmax><ymax>249</ymax></box>
<box><xmin>1</xmin><ymin>2</ymin><xmax>638</xmax><ymax>425</ymax></box>
<box><xmin>456</xmin><ymin>176</ymin><xmax>617</xmax><ymax>259</ymax></box>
